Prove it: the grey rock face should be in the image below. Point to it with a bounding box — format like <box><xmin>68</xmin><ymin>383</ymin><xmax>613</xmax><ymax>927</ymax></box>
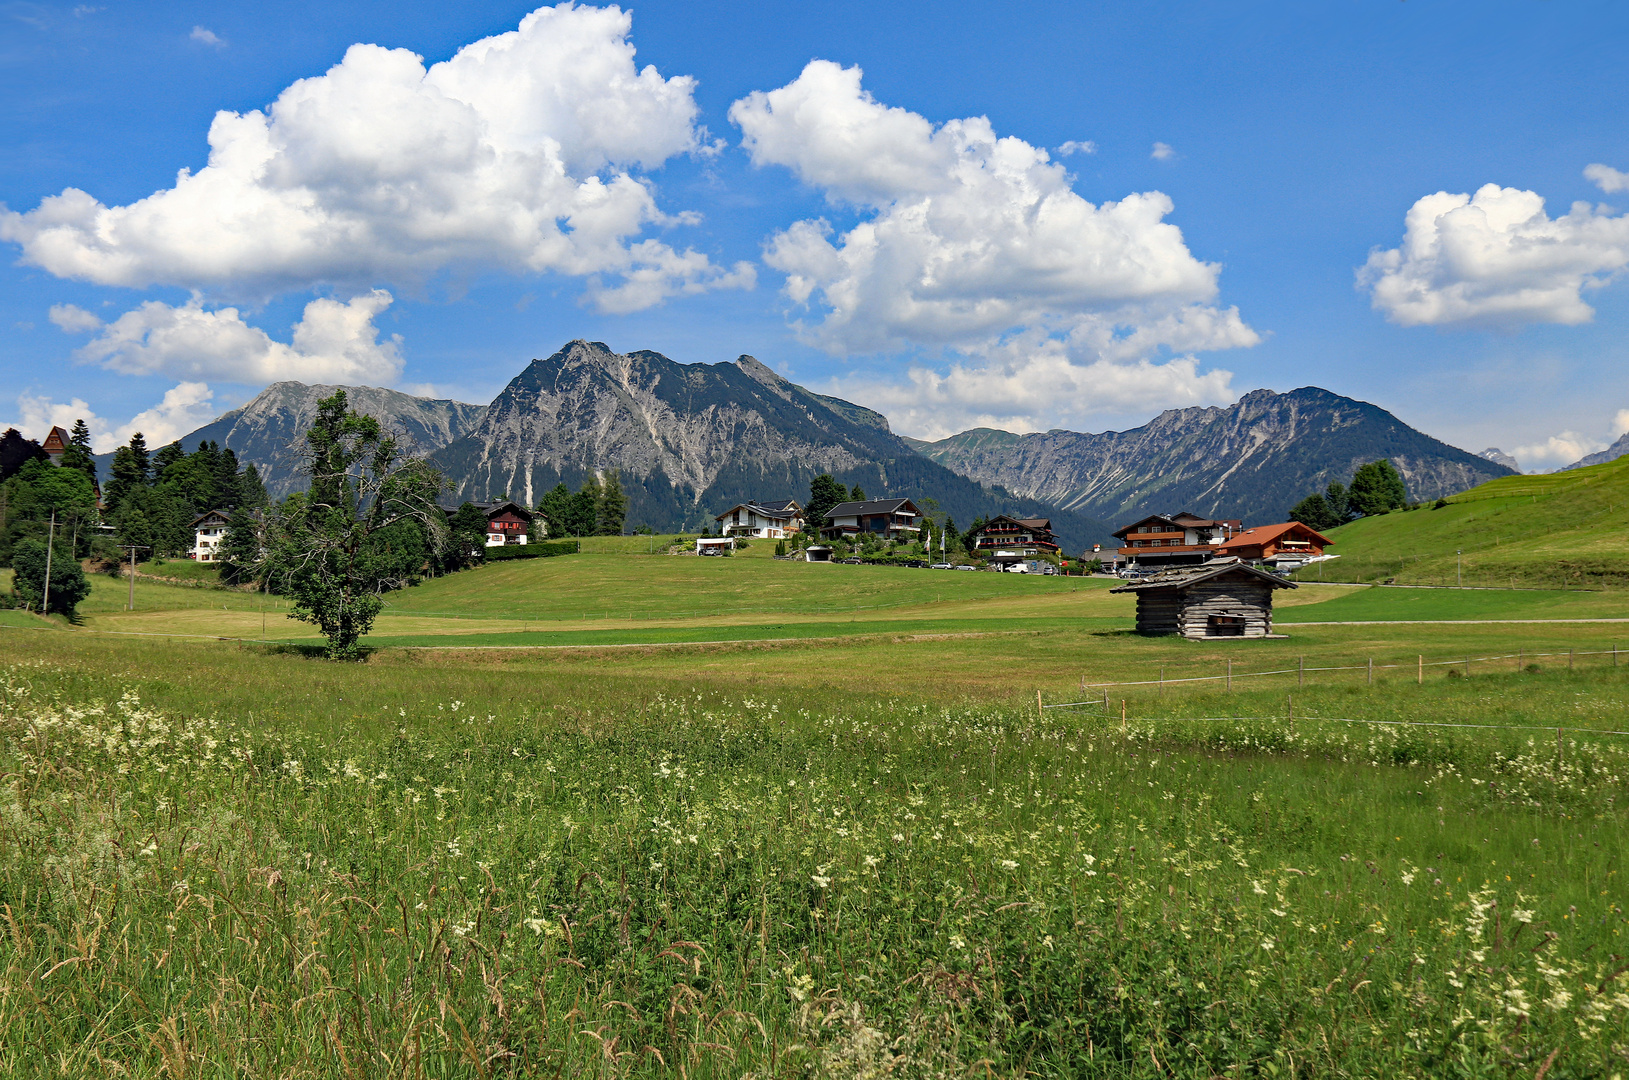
<box><xmin>1479</xmin><ymin>447</ymin><xmax>1521</xmax><ymax>472</ymax></box>
<box><xmin>910</xmin><ymin>387</ymin><xmax>1516</xmax><ymax>526</ymax></box>
<box><xmin>98</xmin><ymin>382</ymin><xmax>485</xmax><ymax>498</ymax></box>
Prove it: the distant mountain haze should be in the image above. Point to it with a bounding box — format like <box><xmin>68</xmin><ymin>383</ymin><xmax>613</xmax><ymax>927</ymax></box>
<box><xmin>906</xmin><ymin>387</ymin><xmax>1515</xmax><ymax>526</ymax></box>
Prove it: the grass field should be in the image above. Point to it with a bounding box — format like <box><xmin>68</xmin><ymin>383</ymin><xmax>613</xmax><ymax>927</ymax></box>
<box><xmin>1294</xmin><ymin>453</ymin><xmax>1629</xmax><ymax>590</ymax></box>
<box><xmin>3</xmin><ymin>549</ymin><xmax>1628</xmax><ymax>1076</ymax></box>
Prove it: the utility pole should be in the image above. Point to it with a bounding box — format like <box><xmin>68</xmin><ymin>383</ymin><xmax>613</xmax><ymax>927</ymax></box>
<box><xmin>121</xmin><ymin>544</ymin><xmax>149</xmax><ymax>611</ymax></box>
<box><xmin>42</xmin><ymin>511</ymin><xmax>55</xmax><ymax>615</ymax></box>
<box><xmin>1456</xmin><ymin>549</ymin><xmax>1462</xmax><ymax>588</ymax></box>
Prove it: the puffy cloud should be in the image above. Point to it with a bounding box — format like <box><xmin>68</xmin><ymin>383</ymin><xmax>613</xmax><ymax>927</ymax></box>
<box><xmin>1057</xmin><ymin>140</ymin><xmax>1096</xmax><ymax>156</ymax></box>
<box><xmin>48</xmin><ymin>303</ymin><xmax>102</xmax><ymax>333</ymax></box>
<box><xmin>190</xmin><ymin>26</ymin><xmax>225</xmax><ymax>48</ymax></box>
<box><xmin>1615</xmin><ymin>408</ymin><xmax>1629</xmax><ymax>437</ymax></box>
<box><xmin>3</xmin><ymin>382</ymin><xmax>215</xmax><ymax>453</ymax></box>
<box><xmin>58</xmin><ymin>291</ymin><xmax>405</xmax><ymax>384</ymax></box>
<box><xmin>1585</xmin><ymin>163</ymin><xmax>1629</xmax><ymax>194</ymax></box>
<box><xmin>1512</xmin><ymin>430</ymin><xmax>1605</xmax><ymax>471</ymax></box>
<box><xmin>1358</xmin><ymin>183</ymin><xmax>1629</xmax><ymax>327</ymax></box>
<box><xmin>0</xmin><ymin>4</ymin><xmax>749</xmax><ymax>312</ymax></box>
<box><xmin>1150</xmin><ymin>142</ymin><xmax>1175</xmax><ymax>161</ymax></box>
<box><xmin>731</xmin><ymin>60</ymin><xmax>1253</xmax><ymax>360</ymax></box>
<box><xmin>828</xmin><ymin>332</ymin><xmax>1237</xmax><ymax>441</ymax></box>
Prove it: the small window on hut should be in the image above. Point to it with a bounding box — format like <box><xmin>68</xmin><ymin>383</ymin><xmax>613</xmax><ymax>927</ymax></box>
<box><xmin>1208</xmin><ymin>614</ymin><xmax>1245</xmax><ymax>637</ymax></box>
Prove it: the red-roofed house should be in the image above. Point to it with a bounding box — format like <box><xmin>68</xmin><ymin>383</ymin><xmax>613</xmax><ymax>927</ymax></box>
<box><xmin>1214</xmin><ymin>522</ymin><xmax>1333</xmax><ymax>569</ymax></box>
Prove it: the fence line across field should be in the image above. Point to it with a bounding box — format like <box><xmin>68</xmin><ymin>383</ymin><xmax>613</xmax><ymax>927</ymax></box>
<box><xmin>1062</xmin><ymin>644</ymin><xmax>1622</xmax><ymax>693</ymax></box>
<box><xmin>1033</xmin><ymin>699</ymin><xmax>1629</xmax><ymax>739</ymax></box>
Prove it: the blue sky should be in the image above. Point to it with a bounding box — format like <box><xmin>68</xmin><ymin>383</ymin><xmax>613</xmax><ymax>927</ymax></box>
<box><xmin>3</xmin><ymin>0</ymin><xmax>1628</xmax><ymax>470</ymax></box>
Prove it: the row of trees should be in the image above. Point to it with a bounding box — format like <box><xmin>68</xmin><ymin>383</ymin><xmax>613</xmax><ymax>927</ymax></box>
<box><xmin>535</xmin><ymin>474</ymin><xmax>627</xmax><ymax>538</ymax></box>
<box><xmin>0</xmin><ymin>426</ymin><xmax>97</xmax><ymax>614</ymax></box>
<box><xmin>1288</xmin><ymin>459</ymin><xmax>1409</xmax><ymax>532</ymax></box>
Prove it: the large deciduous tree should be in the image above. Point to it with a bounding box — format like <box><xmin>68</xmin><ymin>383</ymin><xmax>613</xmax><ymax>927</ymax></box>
<box><xmin>10</xmin><ymin>537</ymin><xmax>91</xmax><ymax>616</ymax></box>
<box><xmin>1348</xmin><ymin>459</ymin><xmax>1408</xmax><ymax>517</ymax></box>
<box><xmin>263</xmin><ymin>390</ymin><xmax>446</xmax><ymax>660</ymax></box>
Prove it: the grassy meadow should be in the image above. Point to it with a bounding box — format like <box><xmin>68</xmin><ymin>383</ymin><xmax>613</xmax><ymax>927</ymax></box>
<box><xmin>1294</xmin><ymin>453</ymin><xmax>1629</xmax><ymax>590</ymax></box>
<box><xmin>3</xmin><ymin>546</ymin><xmax>1628</xmax><ymax>1076</ymax></box>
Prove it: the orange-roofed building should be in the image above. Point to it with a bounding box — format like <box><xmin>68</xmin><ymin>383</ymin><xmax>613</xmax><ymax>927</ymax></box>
<box><xmin>1213</xmin><ymin>521</ymin><xmax>1333</xmax><ymax>569</ymax></box>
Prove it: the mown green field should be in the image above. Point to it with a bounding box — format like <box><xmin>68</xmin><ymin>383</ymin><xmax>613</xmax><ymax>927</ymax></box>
<box><xmin>1295</xmin><ymin>453</ymin><xmax>1629</xmax><ymax>590</ymax></box>
<box><xmin>3</xmin><ymin>548</ymin><xmax>1628</xmax><ymax>1076</ymax></box>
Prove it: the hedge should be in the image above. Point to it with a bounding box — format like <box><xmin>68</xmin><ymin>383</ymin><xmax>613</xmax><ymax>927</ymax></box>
<box><xmin>482</xmin><ymin>541</ymin><xmax>579</xmax><ymax>561</ymax></box>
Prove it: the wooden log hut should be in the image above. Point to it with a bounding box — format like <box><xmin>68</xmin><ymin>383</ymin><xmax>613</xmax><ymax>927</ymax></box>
<box><xmin>1110</xmin><ymin>556</ymin><xmax>1296</xmax><ymax>639</ymax></box>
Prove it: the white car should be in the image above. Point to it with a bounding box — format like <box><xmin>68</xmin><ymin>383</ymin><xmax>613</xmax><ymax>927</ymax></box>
<box><xmin>930</xmin><ymin>562</ymin><xmax>953</xmax><ymax>570</ymax></box>
<box><xmin>1003</xmin><ymin>563</ymin><xmax>1028</xmax><ymax>573</ymax></box>
<box><xmin>955</xmin><ymin>564</ymin><xmax>977</xmax><ymax>571</ymax></box>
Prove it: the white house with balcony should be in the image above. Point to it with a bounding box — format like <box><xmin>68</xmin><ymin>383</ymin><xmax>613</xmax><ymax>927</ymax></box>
<box><xmin>190</xmin><ymin>509</ymin><xmax>232</xmax><ymax>562</ymax></box>
<box><xmin>715</xmin><ymin>499</ymin><xmax>803</xmax><ymax>539</ymax></box>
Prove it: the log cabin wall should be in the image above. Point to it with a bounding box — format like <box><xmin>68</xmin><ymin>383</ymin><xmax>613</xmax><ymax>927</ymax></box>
<box><xmin>1132</xmin><ymin>574</ymin><xmax>1276</xmax><ymax>638</ymax></box>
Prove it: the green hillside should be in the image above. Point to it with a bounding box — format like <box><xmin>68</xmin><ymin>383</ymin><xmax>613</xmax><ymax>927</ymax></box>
<box><xmin>1291</xmin><ymin>452</ymin><xmax>1629</xmax><ymax>589</ymax></box>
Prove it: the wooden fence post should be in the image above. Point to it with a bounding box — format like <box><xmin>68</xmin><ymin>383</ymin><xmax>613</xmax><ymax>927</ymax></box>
<box><xmin>1298</xmin><ymin>655</ymin><xmax>1304</xmax><ymax>688</ymax></box>
<box><xmin>1037</xmin><ymin>689</ymin><xmax>1044</xmax><ymax>720</ymax></box>
<box><xmin>1367</xmin><ymin>657</ymin><xmax>1373</xmax><ymax>686</ymax></box>
<box><xmin>1569</xmin><ymin>648</ymin><xmax>1574</xmax><ymax>671</ymax></box>
<box><xmin>1121</xmin><ymin>699</ymin><xmax>1127</xmax><ymax>734</ymax></box>
<box><xmin>1417</xmin><ymin>655</ymin><xmax>1423</xmax><ymax>685</ymax></box>
<box><xmin>1227</xmin><ymin>659</ymin><xmax>1232</xmax><ymax>692</ymax></box>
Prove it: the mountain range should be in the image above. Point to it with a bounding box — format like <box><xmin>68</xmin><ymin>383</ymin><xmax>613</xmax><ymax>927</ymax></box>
<box><xmin>903</xmin><ymin>387</ymin><xmax>1514</xmax><ymax>526</ymax></box>
<box><xmin>124</xmin><ymin>341</ymin><xmax>1516</xmax><ymax>548</ymax></box>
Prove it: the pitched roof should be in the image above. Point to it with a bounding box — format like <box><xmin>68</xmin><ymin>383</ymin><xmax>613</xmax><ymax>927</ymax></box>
<box><xmin>715</xmin><ymin>500</ymin><xmax>802</xmax><ymax>521</ymax></box>
<box><xmin>441</xmin><ymin>500</ymin><xmax>533</xmax><ymax>520</ymax></box>
<box><xmin>982</xmin><ymin>514</ymin><xmax>1052</xmax><ymax>530</ymax></box>
<box><xmin>41</xmin><ymin>426</ymin><xmax>70</xmax><ymax>454</ymax></box>
<box><xmin>1109</xmin><ymin>556</ymin><xmax>1298</xmax><ymax>593</ymax></box>
<box><xmin>1215</xmin><ymin>521</ymin><xmax>1333</xmax><ymax>551</ymax></box>
<box><xmin>190</xmin><ymin>508</ymin><xmax>233</xmax><ymax>527</ymax></box>
<box><xmin>826</xmin><ymin>498</ymin><xmax>918</xmax><ymax>517</ymax></box>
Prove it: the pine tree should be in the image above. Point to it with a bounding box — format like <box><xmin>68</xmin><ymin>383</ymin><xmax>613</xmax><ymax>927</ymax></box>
<box><xmin>805</xmin><ymin>474</ymin><xmax>848</xmax><ymax>535</ymax></box>
<box><xmin>240</xmin><ymin>463</ymin><xmax>269</xmax><ymax>508</ymax></box>
<box><xmin>567</xmin><ymin>479</ymin><xmax>600</xmax><ymax>537</ymax></box>
<box><xmin>103</xmin><ymin>433</ymin><xmax>151</xmax><ymax>512</ymax></box>
<box><xmin>57</xmin><ymin>420</ymin><xmax>98</xmax><ymax>485</ymax></box>
<box><xmin>535</xmin><ymin>483</ymin><xmax>571</xmax><ymax>538</ymax></box>
<box><xmin>1288</xmin><ymin>493</ymin><xmax>1339</xmax><ymax>532</ymax></box>
<box><xmin>849</xmin><ymin>484</ymin><xmax>866</xmax><ymax>501</ymax></box>
<box><xmin>151</xmin><ymin>440</ymin><xmax>185</xmax><ymax>485</ymax></box>
<box><xmin>595</xmin><ymin>471</ymin><xmax>627</xmax><ymax>536</ymax></box>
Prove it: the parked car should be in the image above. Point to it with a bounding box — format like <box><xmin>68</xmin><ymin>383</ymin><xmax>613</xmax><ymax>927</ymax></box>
<box><xmin>1003</xmin><ymin>563</ymin><xmax>1028</xmax><ymax>573</ymax></box>
<box><xmin>955</xmin><ymin>564</ymin><xmax>977</xmax><ymax>571</ymax></box>
<box><xmin>930</xmin><ymin>563</ymin><xmax>953</xmax><ymax>570</ymax></box>
<box><xmin>841</xmin><ymin>557</ymin><xmax>863</xmax><ymax>565</ymax></box>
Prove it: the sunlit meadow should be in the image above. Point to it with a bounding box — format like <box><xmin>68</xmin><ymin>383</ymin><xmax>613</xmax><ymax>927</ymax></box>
<box><xmin>2</xmin><ymin>650</ymin><xmax>1625</xmax><ymax>1078</ymax></box>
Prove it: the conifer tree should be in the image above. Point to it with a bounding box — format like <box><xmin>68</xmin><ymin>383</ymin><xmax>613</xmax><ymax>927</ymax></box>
<box><xmin>595</xmin><ymin>471</ymin><xmax>627</xmax><ymax>535</ymax></box>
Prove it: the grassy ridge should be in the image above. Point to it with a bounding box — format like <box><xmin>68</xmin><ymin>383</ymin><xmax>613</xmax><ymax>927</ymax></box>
<box><xmin>1295</xmin><ymin>454</ymin><xmax>1629</xmax><ymax>589</ymax></box>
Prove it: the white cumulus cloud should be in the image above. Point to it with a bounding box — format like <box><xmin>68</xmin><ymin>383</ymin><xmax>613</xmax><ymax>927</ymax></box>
<box><xmin>830</xmin><ymin>332</ymin><xmax>1237</xmax><ymax>441</ymax></box>
<box><xmin>1358</xmin><ymin>182</ymin><xmax>1629</xmax><ymax>327</ymax></box>
<box><xmin>1057</xmin><ymin>140</ymin><xmax>1096</xmax><ymax>156</ymax></box>
<box><xmin>3</xmin><ymin>382</ymin><xmax>216</xmax><ymax>453</ymax></box>
<box><xmin>729</xmin><ymin>60</ymin><xmax>1253</xmax><ymax>434</ymax></box>
<box><xmin>190</xmin><ymin>26</ymin><xmax>225</xmax><ymax>48</ymax></box>
<box><xmin>58</xmin><ymin>291</ymin><xmax>405</xmax><ymax>384</ymax></box>
<box><xmin>1512</xmin><ymin>431</ymin><xmax>1605</xmax><ymax>471</ymax></box>
<box><xmin>730</xmin><ymin>60</ymin><xmax>1253</xmax><ymax>356</ymax></box>
<box><xmin>1615</xmin><ymin>408</ymin><xmax>1629</xmax><ymax>436</ymax></box>
<box><xmin>1585</xmin><ymin>163</ymin><xmax>1629</xmax><ymax>194</ymax></box>
<box><xmin>1150</xmin><ymin>142</ymin><xmax>1175</xmax><ymax>161</ymax></box>
<box><xmin>0</xmin><ymin>3</ymin><xmax>749</xmax><ymax>312</ymax></box>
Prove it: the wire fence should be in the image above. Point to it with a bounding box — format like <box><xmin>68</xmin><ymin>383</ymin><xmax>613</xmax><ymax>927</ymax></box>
<box><xmin>1034</xmin><ymin>700</ymin><xmax>1629</xmax><ymax>739</ymax></box>
<box><xmin>1045</xmin><ymin>644</ymin><xmax>1624</xmax><ymax>696</ymax></box>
